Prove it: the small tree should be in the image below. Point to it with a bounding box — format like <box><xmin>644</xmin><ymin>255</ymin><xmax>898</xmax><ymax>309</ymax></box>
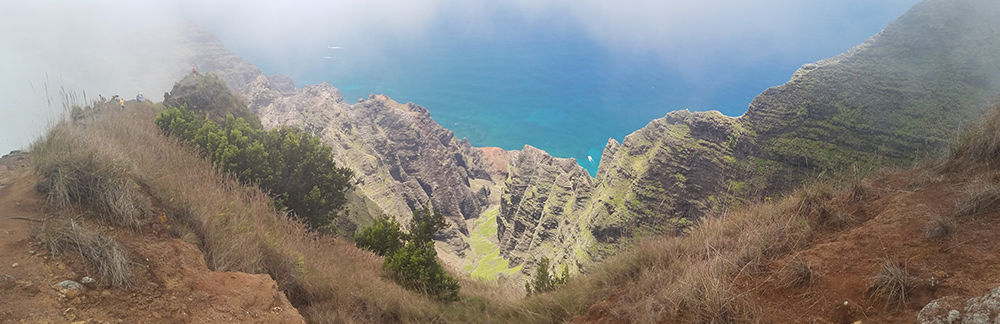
<box><xmin>528</xmin><ymin>256</ymin><xmax>570</xmax><ymax>295</ymax></box>
<box><xmin>408</xmin><ymin>205</ymin><xmax>448</xmax><ymax>243</ymax></box>
<box><xmin>384</xmin><ymin>241</ymin><xmax>460</xmax><ymax>302</ymax></box>
<box><xmin>354</xmin><ymin>217</ymin><xmax>404</xmax><ymax>257</ymax></box>
<box><xmin>355</xmin><ymin>205</ymin><xmax>461</xmax><ymax>302</ymax></box>
<box><xmin>155</xmin><ymin>104</ymin><xmax>355</xmax><ymax>232</ymax></box>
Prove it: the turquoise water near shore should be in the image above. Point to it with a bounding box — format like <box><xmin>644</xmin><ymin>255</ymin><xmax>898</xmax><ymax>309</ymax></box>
<box><xmin>222</xmin><ymin>5</ymin><xmax>915</xmax><ymax>176</ymax></box>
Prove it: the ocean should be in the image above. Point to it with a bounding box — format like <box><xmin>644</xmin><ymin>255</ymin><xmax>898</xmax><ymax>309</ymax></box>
<box><xmin>222</xmin><ymin>4</ymin><xmax>916</xmax><ymax>176</ymax></box>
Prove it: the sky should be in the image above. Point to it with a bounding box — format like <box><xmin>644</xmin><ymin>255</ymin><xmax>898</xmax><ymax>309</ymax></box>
<box><xmin>0</xmin><ymin>0</ymin><xmax>921</xmax><ymax>155</ymax></box>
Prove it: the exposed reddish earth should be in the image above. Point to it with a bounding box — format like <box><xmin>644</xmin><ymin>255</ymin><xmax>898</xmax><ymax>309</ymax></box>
<box><xmin>572</xmin><ymin>167</ymin><xmax>1000</xmax><ymax>323</ymax></box>
<box><xmin>0</xmin><ymin>151</ymin><xmax>305</xmax><ymax>323</ymax></box>
<box><xmin>478</xmin><ymin>147</ymin><xmax>511</xmax><ymax>178</ymax></box>
<box><xmin>750</xmin><ymin>169</ymin><xmax>1000</xmax><ymax>323</ymax></box>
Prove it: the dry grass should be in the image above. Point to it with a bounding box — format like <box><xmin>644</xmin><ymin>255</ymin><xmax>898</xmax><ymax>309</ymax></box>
<box><xmin>952</xmin><ymin>182</ymin><xmax>1000</xmax><ymax>218</ymax></box>
<box><xmin>867</xmin><ymin>259</ymin><xmax>914</xmax><ymax>310</ymax></box>
<box><xmin>922</xmin><ymin>215</ymin><xmax>953</xmax><ymax>240</ymax></box>
<box><xmin>907</xmin><ymin>169</ymin><xmax>941</xmax><ymax>190</ymax></box>
<box><xmin>31</xmin><ymin>104</ymin><xmax>445</xmax><ymax>323</ymax></box>
<box><xmin>37</xmin><ymin>219</ymin><xmax>135</xmax><ymax>288</ymax></box>
<box><xmin>942</xmin><ymin>105</ymin><xmax>1000</xmax><ymax>172</ymax></box>
<box><xmin>793</xmin><ymin>183</ymin><xmax>835</xmax><ymax>225</ymax></box>
<box><xmin>545</xmin><ymin>193</ymin><xmax>817</xmax><ymax>323</ymax></box>
<box><xmin>848</xmin><ymin>180</ymin><xmax>878</xmax><ymax>203</ymax></box>
<box><xmin>32</xmin><ymin>121</ymin><xmax>152</xmax><ymax>231</ymax></box>
<box><xmin>780</xmin><ymin>258</ymin><xmax>814</xmax><ymax>288</ymax></box>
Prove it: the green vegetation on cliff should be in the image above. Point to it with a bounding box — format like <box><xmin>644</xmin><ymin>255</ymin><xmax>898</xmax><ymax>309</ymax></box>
<box><xmin>155</xmin><ymin>77</ymin><xmax>355</xmax><ymax>231</ymax></box>
<box><xmin>357</xmin><ymin>206</ymin><xmax>461</xmax><ymax>302</ymax></box>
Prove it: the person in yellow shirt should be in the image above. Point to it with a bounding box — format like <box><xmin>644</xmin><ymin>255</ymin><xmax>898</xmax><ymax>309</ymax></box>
<box><xmin>119</xmin><ymin>98</ymin><xmax>124</xmax><ymax>109</ymax></box>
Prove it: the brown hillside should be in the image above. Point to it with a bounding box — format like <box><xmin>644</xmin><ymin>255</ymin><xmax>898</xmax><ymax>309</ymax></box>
<box><xmin>748</xmin><ymin>169</ymin><xmax>1000</xmax><ymax>322</ymax></box>
<box><xmin>0</xmin><ymin>150</ymin><xmax>304</xmax><ymax>323</ymax></box>
<box><xmin>568</xmin><ymin>107</ymin><xmax>1000</xmax><ymax>323</ymax></box>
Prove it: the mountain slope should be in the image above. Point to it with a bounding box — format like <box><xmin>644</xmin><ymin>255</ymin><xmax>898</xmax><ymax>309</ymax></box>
<box><xmin>570</xmin><ymin>103</ymin><xmax>1000</xmax><ymax>323</ymax></box>
<box><xmin>498</xmin><ymin>0</ymin><xmax>1000</xmax><ymax>271</ymax></box>
<box><xmin>175</xmin><ymin>0</ymin><xmax>1000</xmax><ymax>277</ymax></box>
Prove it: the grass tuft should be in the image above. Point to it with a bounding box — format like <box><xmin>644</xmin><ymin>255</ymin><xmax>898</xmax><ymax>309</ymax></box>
<box><xmin>922</xmin><ymin>215</ymin><xmax>953</xmax><ymax>240</ymax></box>
<box><xmin>942</xmin><ymin>104</ymin><xmax>1000</xmax><ymax>172</ymax></box>
<box><xmin>952</xmin><ymin>182</ymin><xmax>1000</xmax><ymax>218</ymax></box>
<box><xmin>32</xmin><ymin>121</ymin><xmax>151</xmax><ymax>231</ymax></box>
<box><xmin>867</xmin><ymin>259</ymin><xmax>914</xmax><ymax>310</ymax></box>
<box><xmin>38</xmin><ymin>219</ymin><xmax>135</xmax><ymax>288</ymax></box>
<box><xmin>781</xmin><ymin>257</ymin><xmax>814</xmax><ymax>288</ymax></box>
<box><xmin>849</xmin><ymin>180</ymin><xmax>878</xmax><ymax>202</ymax></box>
<box><xmin>792</xmin><ymin>184</ymin><xmax>834</xmax><ymax>225</ymax></box>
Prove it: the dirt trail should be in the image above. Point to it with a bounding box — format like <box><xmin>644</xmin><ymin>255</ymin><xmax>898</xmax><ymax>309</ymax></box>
<box><xmin>0</xmin><ymin>151</ymin><xmax>306</xmax><ymax>323</ymax></box>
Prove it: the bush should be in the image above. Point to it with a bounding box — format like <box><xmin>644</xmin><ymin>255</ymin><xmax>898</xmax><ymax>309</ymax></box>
<box><xmin>155</xmin><ymin>105</ymin><xmax>354</xmax><ymax>231</ymax></box>
<box><xmin>526</xmin><ymin>256</ymin><xmax>569</xmax><ymax>295</ymax></box>
<box><xmin>357</xmin><ymin>206</ymin><xmax>461</xmax><ymax>302</ymax></box>
<box><xmin>407</xmin><ymin>205</ymin><xmax>448</xmax><ymax>243</ymax></box>
<box><xmin>162</xmin><ymin>72</ymin><xmax>261</xmax><ymax>128</ymax></box>
<box><xmin>355</xmin><ymin>217</ymin><xmax>404</xmax><ymax>257</ymax></box>
<box><xmin>384</xmin><ymin>241</ymin><xmax>460</xmax><ymax>302</ymax></box>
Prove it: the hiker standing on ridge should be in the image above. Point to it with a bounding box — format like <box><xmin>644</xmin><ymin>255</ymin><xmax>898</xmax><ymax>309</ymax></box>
<box><xmin>119</xmin><ymin>98</ymin><xmax>124</xmax><ymax>110</ymax></box>
<box><xmin>136</xmin><ymin>93</ymin><xmax>144</xmax><ymax>102</ymax></box>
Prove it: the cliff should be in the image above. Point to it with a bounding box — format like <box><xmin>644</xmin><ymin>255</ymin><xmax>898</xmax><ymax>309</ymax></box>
<box><xmin>495</xmin><ymin>0</ymin><xmax>1000</xmax><ymax>270</ymax></box>
<box><xmin>176</xmin><ymin>0</ymin><xmax>1000</xmax><ymax>276</ymax></box>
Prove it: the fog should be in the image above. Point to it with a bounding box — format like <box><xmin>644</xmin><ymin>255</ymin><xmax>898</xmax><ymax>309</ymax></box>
<box><xmin>0</xmin><ymin>0</ymin><xmax>919</xmax><ymax>154</ymax></box>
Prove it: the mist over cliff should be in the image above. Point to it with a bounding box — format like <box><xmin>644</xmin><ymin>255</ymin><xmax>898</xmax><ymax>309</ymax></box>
<box><xmin>1</xmin><ymin>0</ymin><xmax>919</xmax><ymax>171</ymax></box>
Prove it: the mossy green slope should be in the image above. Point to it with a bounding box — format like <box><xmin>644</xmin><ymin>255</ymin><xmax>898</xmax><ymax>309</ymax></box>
<box><xmin>498</xmin><ymin>0</ymin><xmax>1000</xmax><ymax>268</ymax></box>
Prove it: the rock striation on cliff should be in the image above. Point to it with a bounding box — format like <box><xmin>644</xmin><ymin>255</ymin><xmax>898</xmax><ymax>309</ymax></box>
<box><xmin>493</xmin><ymin>0</ymin><xmax>1000</xmax><ymax>270</ymax></box>
<box><xmin>178</xmin><ymin>0</ymin><xmax>1000</xmax><ymax>276</ymax></box>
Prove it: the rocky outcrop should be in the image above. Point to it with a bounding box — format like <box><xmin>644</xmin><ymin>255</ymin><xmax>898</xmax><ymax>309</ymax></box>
<box><xmin>175</xmin><ymin>25</ymin><xmax>505</xmax><ymax>258</ymax></box>
<box><xmin>497</xmin><ymin>145</ymin><xmax>595</xmax><ymax>268</ymax></box>
<box><xmin>236</xmin><ymin>75</ymin><xmax>500</xmax><ymax>256</ymax></box>
<box><xmin>587</xmin><ymin>110</ymin><xmax>748</xmax><ymax>245</ymax></box>
<box><xmin>491</xmin><ymin>0</ymin><xmax>1000</xmax><ymax>270</ymax></box>
<box><xmin>917</xmin><ymin>287</ymin><xmax>1000</xmax><ymax>324</ymax></box>
<box><xmin>178</xmin><ymin>0</ymin><xmax>1000</xmax><ymax>275</ymax></box>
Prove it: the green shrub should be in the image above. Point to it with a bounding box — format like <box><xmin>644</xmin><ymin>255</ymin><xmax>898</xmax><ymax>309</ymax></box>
<box><xmin>526</xmin><ymin>256</ymin><xmax>569</xmax><ymax>295</ymax></box>
<box><xmin>357</xmin><ymin>206</ymin><xmax>461</xmax><ymax>302</ymax></box>
<box><xmin>384</xmin><ymin>241</ymin><xmax>460</xmax><ymax>302</ymax></box>
<box><xmin>407</xmin><ymin>205</ymin><xmax>448</xmax><ymax>243</ymax></box>
<box><xmin>162</xmin><ymin>72</ymin><xmax>261</xmax><ymax>128</ymax></box>
<box><xmin>155</xmin><ymin>105</ymin><xmax>354</xmax><ymax>231</ymax></box>
<box><xmin>355</xmin><ymin>217</ymin><xmax>404</xmax><ymax>257</ymax></box>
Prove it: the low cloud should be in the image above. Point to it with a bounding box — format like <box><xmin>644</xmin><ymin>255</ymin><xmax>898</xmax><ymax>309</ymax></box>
<box><xmin>0</xmin><ymin>0</ymin><xmax>919</xmax><ymax>153</ymax></box>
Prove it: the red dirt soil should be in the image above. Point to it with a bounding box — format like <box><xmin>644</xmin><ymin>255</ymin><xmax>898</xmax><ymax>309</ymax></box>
<box><xmin>573</xmin><ymin>168</ymin><xmax>1000</xmax><ymax>323</ymax></box>
<box><xmin>748</xmin><ymin>170</ymin><xmax>1000</xmax><ymax>323</ymax></box>
<box><xmin>478</xmin><ymin>147</ymin><xmax>512</xmax><ymax>179</ymax></box>
<box><xmin>0</xmin><ymin>151</ymin><xmax>305</xmax><ymax>323</ymax></box>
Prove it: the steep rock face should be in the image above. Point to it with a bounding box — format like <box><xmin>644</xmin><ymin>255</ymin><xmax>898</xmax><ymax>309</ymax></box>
<box><xmin>494</xmin><ymin>0</ymin><xmax>1000</xmax><ymax>270</ymax></box>
<box><xmin>176</xmin><ymin>24</ymin><xmax>506</xmax><ymax>262</ymax></box>
<box><xmin>180</xmin><ymin>24</ymin><xmax>265</xmax><ymax>94</ymax></box>
<box><xmin>744</xmin><ymin>0</ymin><xmax>1000</xmax><ymax>191</ymax></box>
<box><xmin>496</xmin><ymin>145</ymin><xmax>594</xmax><ymax>268</ymax></box>
<box><xmin>241</xmin><ymin>76</ymin><xmax>499</xmax><ymax>255</ymax></box>
<box><xmin>588</xmin><ymin>111</ymin><xmax>748</xmax><ymax>245</ymax></box>
<box><xmin>181</xmin><ymin>0</ymin><xmax>1000</xmax><ymax>275</ymax></box>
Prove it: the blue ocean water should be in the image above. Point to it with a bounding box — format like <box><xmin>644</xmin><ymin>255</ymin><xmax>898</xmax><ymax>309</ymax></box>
<box><xmin>222</xmin><ymin>4</ymin><xmax>917</xmax><ymax>176</ymax></box>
